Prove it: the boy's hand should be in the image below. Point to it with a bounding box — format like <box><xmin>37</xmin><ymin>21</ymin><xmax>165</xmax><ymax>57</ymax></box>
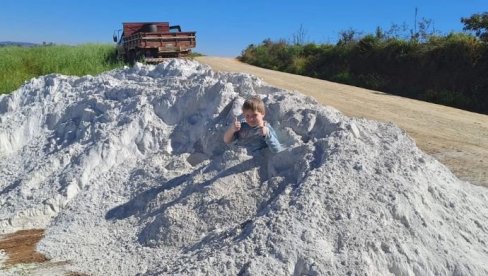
<box><xmin>232</xmin><ymin>116</ymin><xmax>241</xmax><ymax>132</ymax></box>
<box><xmin>223</xmin><ymin>117</ymin><xmax>241</xmax><ymax>144</ymax></box>
<box><xmin>258</xmin><ymin>121</ymin><xmax>269</xmax><ymax>137</ymax></box>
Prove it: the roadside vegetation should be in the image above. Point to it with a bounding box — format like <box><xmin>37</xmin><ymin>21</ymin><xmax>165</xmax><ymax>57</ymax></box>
<box><xmin>189</xmin><ymin>52</ymin><xmax>204</xmax><ymax>57</ymax></box>
<box><xmin>239</xmin><ymin>12</ymin><xmax>488</xmax><ymax>115</ymax></box>
<box><xmin>0</xmin><ymin>44</ymin><xmax>123</xmax><ymax>95</ymax></box>
<box><xmin>0</xmin><ymin>43</ymin><xmax>205</xmax><ymax>95</ymax></box>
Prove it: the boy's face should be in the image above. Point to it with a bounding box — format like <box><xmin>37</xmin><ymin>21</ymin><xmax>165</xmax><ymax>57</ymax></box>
<box><xmin>242</xmin><ymin>109</ymin><xmax>265</xmax><ymax>127</ymax></box>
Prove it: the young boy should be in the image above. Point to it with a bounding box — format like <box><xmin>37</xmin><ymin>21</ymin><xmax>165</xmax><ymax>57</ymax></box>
<box><xmin>223</xmin><ymin>96</ymin><xmax>283</xmax><ymax>153</ymax></box>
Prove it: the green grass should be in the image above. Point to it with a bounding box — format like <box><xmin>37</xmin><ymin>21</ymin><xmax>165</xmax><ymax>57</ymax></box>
<box><xmin>0</xmin><ymin>44</ymin><xmax>124</xmax><ymax>94</ymax></box>
<box><xmin>189</xmin><ymin>51</ymin><xmax>204</xmax><ymax>57</ymax></box>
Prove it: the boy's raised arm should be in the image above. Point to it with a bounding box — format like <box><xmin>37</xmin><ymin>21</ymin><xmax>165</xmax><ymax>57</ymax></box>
<box><xmin>223</xmin><ymin>117</ymin><xmax>241</xmax><ymax>144</ymax></box>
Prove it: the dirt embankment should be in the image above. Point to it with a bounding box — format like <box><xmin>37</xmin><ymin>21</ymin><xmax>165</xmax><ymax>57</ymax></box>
<box><xmin>197</xmin><ymin>56</ymin><xmax>488</xmax><ymax>187</ymax></box>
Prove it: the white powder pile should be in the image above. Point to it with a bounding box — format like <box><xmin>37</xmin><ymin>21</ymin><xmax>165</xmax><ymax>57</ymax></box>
<box><xmin>0</xmin><ymin>59</ymin><xmax>487</xmax><ymax>275</ymax></box>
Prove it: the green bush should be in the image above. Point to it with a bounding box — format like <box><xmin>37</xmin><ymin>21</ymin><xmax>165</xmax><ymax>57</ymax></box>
<box><xmin>239</xmin><ymin>31</ymin><xmax>488</xmax><ymax>115</ymax></box>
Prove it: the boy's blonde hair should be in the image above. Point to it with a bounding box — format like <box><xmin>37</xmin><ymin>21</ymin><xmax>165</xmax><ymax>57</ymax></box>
<box><xmin>242</xmin><ymin>96</ymin><xmax>265</xmax><ymax>114</ymax></box>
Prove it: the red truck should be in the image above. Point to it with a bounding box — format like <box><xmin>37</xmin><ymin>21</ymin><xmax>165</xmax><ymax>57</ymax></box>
<box><xmin>113</xmin><ymin>22</ymin><xmax>196</xmax><ymax>64</ymax></box>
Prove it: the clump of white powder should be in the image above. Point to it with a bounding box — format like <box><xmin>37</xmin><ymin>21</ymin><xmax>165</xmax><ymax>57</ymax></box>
<box><xmin>0</xmin><ymin>59</ymin><xmax>487</xmax><ymax>275</ymax></box>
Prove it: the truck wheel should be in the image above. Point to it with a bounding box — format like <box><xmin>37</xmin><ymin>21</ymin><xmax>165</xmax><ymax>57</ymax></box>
<box><xmin>135</xmin><ymin>51</ymin><xmax>145</xmax><ymax>63</ymax></box>
<box><xmin>142</xmin><ymin>24</ymin><xmax>158</xmax><ymax>33</ymax></box>
<box><xmin>128</xmin><ymin>50</ymin><xmax>136</xmax><ymax>66</ymax></box>
<box><xmin>116</xmin><ymin>49</ymin><xmax>124</xmax><ymax>61</ymax></box>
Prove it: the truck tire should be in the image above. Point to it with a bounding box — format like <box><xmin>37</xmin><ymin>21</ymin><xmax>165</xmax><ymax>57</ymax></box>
<box><xmin>128</xmin><ymin>50</ymin><xmax>137</xmax><ymax>66</ymax></box>
<box><xmin>136</xmin><ymin>51</ymin><xmax>145</xmax><ymax>63</ymax></box>
<box><xmin>142</xmin><ymin>24</ymin><xmax>157</xmax><ymax>33</ymax></box>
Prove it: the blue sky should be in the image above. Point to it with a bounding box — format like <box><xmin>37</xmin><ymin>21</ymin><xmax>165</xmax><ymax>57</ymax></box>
<box><xmin>1</xmin><ymin>0</ymin><xmax>485</xmax><ymax>57</ymax></box>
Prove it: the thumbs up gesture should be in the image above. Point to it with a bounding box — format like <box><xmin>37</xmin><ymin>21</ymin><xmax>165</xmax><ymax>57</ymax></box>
<box><xmin>258</xmin><ymin>121</ymin><xmax>269</xmax><ymax>137</ymax></box>
<box><xmin>232</xmin><ymin>116</ymin><xmax>241</xmax><ymax>132</ymax></box>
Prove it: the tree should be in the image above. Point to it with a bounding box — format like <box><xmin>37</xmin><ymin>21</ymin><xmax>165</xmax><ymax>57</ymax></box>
<box><xmin>337</xmin><ymin>28</ymin><xmax>362</xmax><ymax>46</ymax></box>
<box><xmin>461</xmin><ymin>12</ymin><xmax>488</xmax><ymax>42</ymax></box>
<box><xmin>292</xmin><ymin>24</ymin><xmax>307</xmax><ymax>45</ymax></box>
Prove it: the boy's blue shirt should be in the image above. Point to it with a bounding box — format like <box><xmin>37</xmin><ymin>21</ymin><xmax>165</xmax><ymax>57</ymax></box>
<box><xmin>233</xmin><ymin>122</ymin><xmax>283</xmax><ymax>153</ymax></box>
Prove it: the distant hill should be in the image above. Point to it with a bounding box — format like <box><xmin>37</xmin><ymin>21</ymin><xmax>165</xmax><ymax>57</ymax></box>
<box><xmin>0</xmin><ymin>41</ymin><xmax>38</xmax><ymax>47</ymax></box>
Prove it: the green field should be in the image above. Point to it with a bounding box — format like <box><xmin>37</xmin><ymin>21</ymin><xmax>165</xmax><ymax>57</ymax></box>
<box><xmin>0</xmin><ymin>44</ymin><xmax>124</xmax><ymax>95</ymax></box>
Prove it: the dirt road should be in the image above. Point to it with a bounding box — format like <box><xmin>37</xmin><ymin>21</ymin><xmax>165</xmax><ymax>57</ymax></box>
<box><xmin>197</xmin><ymin>56</ymin><xmax>488</xmax><ymax>187</ymax></box>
